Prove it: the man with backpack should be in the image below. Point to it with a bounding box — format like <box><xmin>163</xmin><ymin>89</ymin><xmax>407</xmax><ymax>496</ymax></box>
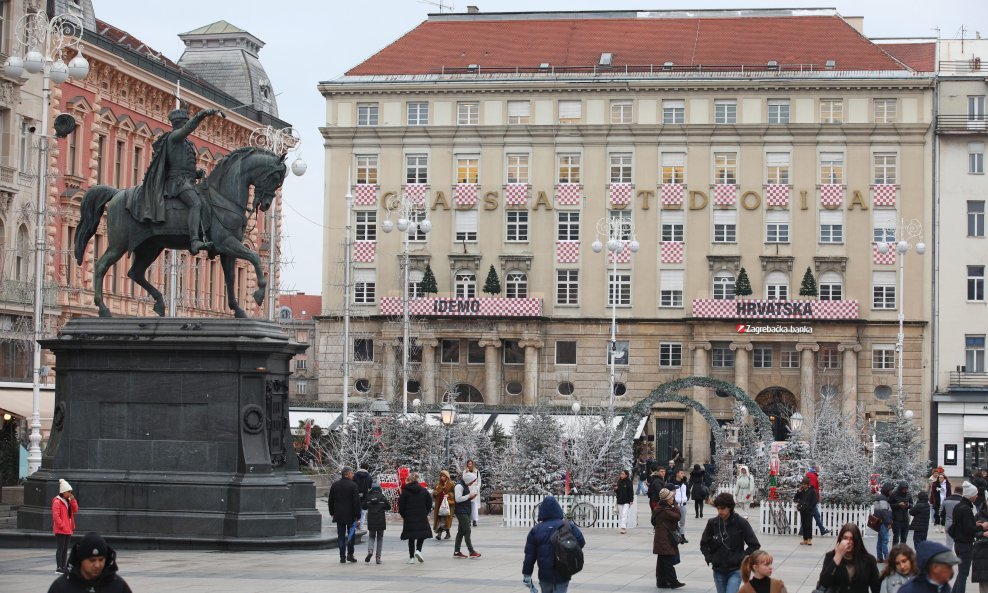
<box><xmin>523</xmin><ymin>495</ymin><xmax>586</xmax><ymax>593</ymax></box>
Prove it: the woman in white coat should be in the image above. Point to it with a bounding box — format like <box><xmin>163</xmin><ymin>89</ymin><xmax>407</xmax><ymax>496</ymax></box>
<box><xmin>465</xmin><ymin>459</ymin><xmax>481</xmax><ymax>525</ymax></box>
<box><xmin>735</xmin><ymin>465</ymin><xmax>754</xmax><ymax>517</ymax></box>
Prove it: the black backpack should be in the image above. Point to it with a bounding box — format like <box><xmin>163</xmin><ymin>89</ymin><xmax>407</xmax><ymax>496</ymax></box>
<box><xmin>550</xmin><ymin>520</ymin><xmax>584</xmax><ymax>579</ymax></box>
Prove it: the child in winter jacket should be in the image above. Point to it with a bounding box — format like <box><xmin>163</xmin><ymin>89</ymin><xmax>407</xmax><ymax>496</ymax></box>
<box><xmin>362</xmin><ymin>483</ymin><xmax>390</xmax><ymax>564</ymax></box>
<box><xmin>908</xmin><ymin>498</ymin><xmax>930</xmax><ymax>546</ymax></box>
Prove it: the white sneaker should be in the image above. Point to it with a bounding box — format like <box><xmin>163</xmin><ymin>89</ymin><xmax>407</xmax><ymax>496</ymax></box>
<box><xmin>414</xmin><ymin>550</ymin><xmax>424</xmax><ymax>563</ymax></box>
<box><xmin>407</xmin><ymin>557</ymin><xmax>416</xmax><ymax>564</ymax></box>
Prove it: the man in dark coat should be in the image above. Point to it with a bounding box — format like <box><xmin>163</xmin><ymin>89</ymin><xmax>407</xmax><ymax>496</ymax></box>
<box><xmin>648</xmin><ymin>467</ymin><xmax>668</xmax><ymax>510</ymax></box>
<box><xmin>47</xmin><ymin>532</ymin><xmax>132</xmax><ymax>593</ymax></box>
<box><xmin>700</xmin><ymin>493</ymin><xmax>761</xmax><ymax>593</ymax></box>
<box><xmin>898</xmin><ymin>540</ymin><xmax>961</xmax><ymax>593</ymax></box>
<box><xmin>889</xmin><ymin>481</ymin><xmax>914</xmax><ymax>546</ymax></box>
<box><xmin>523</xmin><ymin>496</ymin><xmax>586</xmax><ymax>593</ymax></box>
<box><xmin>952</xmin><ymin>482</ymin><xmax>981</xmax><ymax>593</ymax></box>
<box><xmin>328</xmin><ymin>466</ymin><xmax>361</xmax><ymax>563</ymax></box>
<box><xmin>972</xmin><ymin>469</ymin><xmax>988</xmax><ymax>509</ymax></box>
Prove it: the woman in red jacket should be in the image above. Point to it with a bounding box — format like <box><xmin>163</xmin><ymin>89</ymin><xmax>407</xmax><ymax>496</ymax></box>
<box><xmin>52</xmin><ymin>479</ymin><xmax>78</xmax><ymax>574</ymax></box>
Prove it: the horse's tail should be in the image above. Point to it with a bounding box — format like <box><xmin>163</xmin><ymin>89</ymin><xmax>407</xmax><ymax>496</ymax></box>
<box><xmin>75</xmin><ymin>185</ymin><xmax>117</xmax><ymax>264</ymax></box>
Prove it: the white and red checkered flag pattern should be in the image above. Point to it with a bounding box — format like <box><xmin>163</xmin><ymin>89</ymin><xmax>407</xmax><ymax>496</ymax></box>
<box><xmin>661</xmin><ymin>184</ymin><xmax>684</xmax><ymax>206</ymax></box>
<box><xmin>505</xmin><ymin>183</ymin><xmax>529</xmax><ymax>206</ymax></box>
<box><xmin>353</xmin><ymin>241</ymin><xmax>376</xmax><ymax>263</ymax></box>
<box><xmin>609</xmin><ymin>183</ymin><xmax>633</xmax><ymax>206</ymax></box>
<box><xmin>353</xmin><ymin>184</ymin><xmax>378</xmax><ymax>206</ymax></box>
<box><xmin>379</xmin><ymin>297</ymin><xmax>543</xmax><ymax>317</ymax></box>
<box><xmin>455</xmin><ymin>183</ymin><xmax>478</xmax><ymax>207</ymax></box>
<box><xmin>820</xmin><ymin>184</ymin><xmax>844</xmax><ymax>207</ymax></box>
<box><xmin>691</xmin><ymin>298</ymin><xmax>859</xmax><ymax>320</ymax></box>
<box><xmin>661</xmin><ymin>241</ymin><xmax>684</xmax><ymax>264</ymax></box>
<box><xmin>403</xmin><ymin>184</ymin><xmax>428</xmax><ymax>207</ymax></box>
<box><xmin>873</xmin><ymin>242</ymin><xmax>896</xmax><ymax>265</ymax></box>
<box><xmin>556</xmin><ymin>183</ymin><xmax>581</xmax><ymax>206</ymax></box>
<box><xmin>873</xmin><ymin>185</ymin><xmax>897</xmax><ymax>208</ymax></box>
<box><xmin>765</xmin><ymin>184</ymin><xmax>790</xmax><ymax>207</ymax></box>
<box><xmin>713</xmin><ymin>184</ymin><xmax>737</xmax><ymax>206</ymax></box>
<box><xmin>556</xmin><ymin>241</ymin><xmax>580</xmax><ymax>263</ymax></box>
<box><xmin>608</xmin><ymin>242</ymin><xmax>632</xmax><ymax>264</ymax></box>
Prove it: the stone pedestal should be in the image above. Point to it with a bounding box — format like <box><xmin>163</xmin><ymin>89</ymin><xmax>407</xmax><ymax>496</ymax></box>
<box><xmin>15</xmin><ymin>318</ymin><xmax>324</xmax><ymax>547</ymax></box>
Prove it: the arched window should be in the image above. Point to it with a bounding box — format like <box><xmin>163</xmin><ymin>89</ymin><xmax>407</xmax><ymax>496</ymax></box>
<box><xmin>505</xmin><ymin>271</ymin><xmax>528</xmax><ymax>298</ymax></box>
<box><xmin>454</xmin><ymin>270</ymin><xmax>476</xmax><ymax>298</ymax></box>
<box><xmin>819</xmin><ymin>271</ymin><xmax>843</xmax><ymax>301</ymax></box>
<box><xmin>765</xmin><ymin>271</ymin><xmax>789</xmax><ymax>300</ymax></box>
<box><xmin>15</xmin><ymin>224</ymin><xmax>30</xmax><ymax>282</ymax></box>
<box><xmin>277</xmin><ymin>307</ymin><xmax>292</xmax><ymax>320</ymax></box>
<box><xmin>713</xmin><ymin>271</ymin><xmax>735</xmax><ymax>300</ymax></box>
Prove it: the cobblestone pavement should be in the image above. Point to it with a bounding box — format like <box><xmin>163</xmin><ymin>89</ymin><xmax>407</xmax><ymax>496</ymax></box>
<box><xmin>0</xmin><ymin>499</ymin><xmax>955</xmax><ymax>593</ymax></box>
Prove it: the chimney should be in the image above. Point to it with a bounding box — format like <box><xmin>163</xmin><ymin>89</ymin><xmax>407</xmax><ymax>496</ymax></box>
<box><xmin>467</xmin><ymin>5</ymin><xmax>480</xmax><ymax>13</ymax></box>
<box><xmin>844</xmin><ymin>16</ymin><xmax>864</xmax><ymax>34</ymax></box>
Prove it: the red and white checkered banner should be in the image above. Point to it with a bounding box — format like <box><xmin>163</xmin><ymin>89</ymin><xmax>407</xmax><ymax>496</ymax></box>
<box><xmin>872</xmin><ymin>185</ymin><xmax>897</xmax><ymax>207</ymax></box>
<box><xmin>661</xmin><ymin>241</ymin><xmax>684</xmax><ymax>264</ymax></box>
<box><xmin>608</xmin><ymin>242</ymin><xmax>632</xmax><ymax>264</ymax></box>
<box><xmin>820</xmin><ymin>184</ymin><xmax>844</xmax><ymax>207</ymax></box>
<box><xmin>609</xmin><ymin>183</ymin><xmax>633</xmax><ymax>206</ymax></box>
<box><xmin>556</xmin><ymin>241</ymin><xmax>580</xmax><ymax>263</ymax></box>
<box><xmin>873</xmin><ymin>242</ymin><xmax>896</xmax><ymax>265</ymax></box>
<box><xmin>379</xmin><ymin>297</ymin><xmax>543</xmax><ymax>317</ymax></box>
<box><xmin>353</xmin><ymin>241</ymin><xmax>376</xmax><ymax>263</ymax></box>
<box><xmin>692</xmin><ymin>299</ymin><xmax>859</xmax><ymax>320</ymax></box>
<box><xmin>661</xmin><ymin>183</ymin><xmax>684</xmax><ymax>206</ymax></box>
<box><xmin>505</xmin><ymin>183</ymin><xmax>529</xmax><ymax>206</ymax></box>
<box><xmin>403</xmin><ymin>184</ymin><xmax>429</xmax><ymax>207</ymax></box>
<box><xmin>353</xmin><ymin>184</ymin><xmax>378</xmax><ymax>206</ymax></box>
<box><xmin>713</xmin><ymin>184</ymin><xmax>737</xmax><ymax>206</ymax></box>
<box><xmin>556</xmin><ymin>183</ymin><xmax>581</xmax><ymax>206</ymax></box>
<box><xmin>765</xmin><ymin>184</ymin><xmax>790</xmax><ymax>207</ymax></box>
<box><xmin>455</xmin><ymin>183</ymin><xmax>478</xmax><ymax>207</ymax></box>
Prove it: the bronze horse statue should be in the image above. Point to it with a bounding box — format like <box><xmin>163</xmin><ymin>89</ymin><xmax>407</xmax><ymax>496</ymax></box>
<box><xmin>75</xmin><ymin>147</ymin><xmax>288</xmax><ymax>318</ymax></box>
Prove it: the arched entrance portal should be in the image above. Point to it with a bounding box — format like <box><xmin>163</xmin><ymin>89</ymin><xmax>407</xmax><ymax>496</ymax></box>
<box><xmin>755</xmin><ymin>387</ymin><xmax>798</xmax><ymax>442</ymax></box>
<box><xmin>453</xmin><ymin>383</ymin><xmax>484</xmax><ymax>403</ymax></box>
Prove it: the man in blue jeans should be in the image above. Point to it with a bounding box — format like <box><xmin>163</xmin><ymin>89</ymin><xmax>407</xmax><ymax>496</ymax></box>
<box><xmin>700</xmin><ymin>493</ymin><xmax>761</xmax><ymax>593</ymax></box>
<box><xmin>523</xmin><ymin>496</ymin><xmax>586</xmax><ymax>593</ymax></box>
<box><xmin>873</xmin><ymin>482</ymin><xmax>894</xmax><ymax>562</ymax></box>
<box><xmin>327</xmin><ymin>467</ymin><xmax>361</xmax><ymax>563</ymax></box>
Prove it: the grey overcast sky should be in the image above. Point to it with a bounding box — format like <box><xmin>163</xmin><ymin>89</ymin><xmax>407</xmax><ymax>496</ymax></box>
<box><xmin>92</xmin><ymin>0</ymin><xmax>987</xmax><ymax>297</ymax></box>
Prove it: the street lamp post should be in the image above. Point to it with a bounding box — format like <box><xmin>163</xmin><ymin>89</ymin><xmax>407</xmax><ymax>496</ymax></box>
<box><xmin>4</xmin><ymin>11</ymin><xmax>90</xmax><ymax>475</ymax></box>
<box><xmin>441</xmin><ymin>399</ymin><xmax>457</xmax><ymax>469</ymax></box>
<box><xmin>381</xmin><ymin>195</ymin><xmax>431</xmax><ymax>414</ymax></box>
<box><xmin>590</xmin><ymin>217</ymin><xmax>640</xmax><ymax>414</ymax></box>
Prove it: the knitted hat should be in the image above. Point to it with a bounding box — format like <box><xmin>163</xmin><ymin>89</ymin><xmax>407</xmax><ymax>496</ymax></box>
<box><xmin>462</xmin><ymin>471</ymin><xmax>477</xmax><ymax>483</ymax></box>
<box><xmin>58</xmin><ymin>479</ymin><xmax>72</xmax><ymax>494</ymax></box>
<box><xmin>962</xmin><ymin>481</ymin><xmax>978</xmax><ymax>498</ymax></box>
<box><xmin>74</xmin><ymin>532</ymin><xmax>108</xmax><ymax>561</ymax></box>
<box><xmin>659</xmin><ymin>488</ymin><xmax>675</xmax><ymax>503</ymax></box>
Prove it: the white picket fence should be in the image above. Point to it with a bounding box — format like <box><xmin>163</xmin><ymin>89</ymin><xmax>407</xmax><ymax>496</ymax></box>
<box><xmin>503</xmin><ymin>493</ymin><xmax>639</xmax><ymax>529</ymax></box>
<box><xmin>759</xmin><ymin>500</ymin><xmax>871</xmax><ymax>535</ymax></box>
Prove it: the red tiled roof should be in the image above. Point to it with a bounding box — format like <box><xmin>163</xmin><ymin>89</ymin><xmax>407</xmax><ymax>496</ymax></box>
<box><xmin>279</xmin><ymin>293</ymin><xmax>321</xmax><ymax>320</ymax></box>
<box><xmin>877</xmin><ymin>42</ymin><xmax>935</xmax><ymax>72</ymax></box>
<box><xmin>95</xmin><ymin>18</ymin><xmax>182</xmax><ymax>70</ymax></box>
<box><xmin>347</xmin><ymin>15</ymin><xmax>907</xmax><ymax>75</ymax></box>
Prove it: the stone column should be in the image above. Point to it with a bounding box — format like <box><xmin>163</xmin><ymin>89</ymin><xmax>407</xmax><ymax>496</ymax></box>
<box><xmin>730</xmin><ymin>342</ymin><xmax>752</xmax><ymax>396</ymax></box>
<box><xmin>518</xmin><ymin>337</ymin><xmax>544</xmax><ymax>406</ymax></box>
<box><xmin>796</xmin><ymin>343</ymin><xmax>819</xmax><ymax>424</ymax></box>
<box><xmin>478</xmin><ymin>336</ymin><xmax>502</xmax><ymax>406</ymax></box>
<box><xmin>419</xmin><ymin>338</ymin><xmax>439</xmax><ymax>405</ymax></box>
<box><xmin>689</xmin><ymin>341</ymin><xmax>712</xmax><ymax>464</ymax></box>
<box><xmin>383</xmin><ymin>338</ymin><xmax>397</xmax><ymax>401</ymax></box>
<box><xmin>838</xmin><ymin>343</ymin><xmax>862</xmax><ymax>418</ymax></box>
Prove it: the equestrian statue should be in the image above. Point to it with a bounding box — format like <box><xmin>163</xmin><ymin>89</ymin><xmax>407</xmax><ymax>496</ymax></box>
<box><xmin>74</xmin><ymin>105</ymin><xmax>289</xmax><ymax>318</ymax></box>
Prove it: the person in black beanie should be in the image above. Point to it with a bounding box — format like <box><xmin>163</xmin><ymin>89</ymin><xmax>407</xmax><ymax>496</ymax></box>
<box><xmin>47</xmin><ymin>532</ymin><xmax>132</xmax><ymax>593</ymax></box>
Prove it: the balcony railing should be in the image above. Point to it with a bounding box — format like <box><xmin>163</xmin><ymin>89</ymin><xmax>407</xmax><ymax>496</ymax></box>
<box><xmin>936</xmin><ymin>115</ymin><xmax>988</xmax><ymax>133</ymax></box>
<box><xmin>0</xmin><ymin>279</ymin><xmax>59</xmax><ymax>306</ymax></box>
<box><xmin>949</xmin><ymin>371</ymin><xmax>988</xmax><ymax>390</ymax></box>
<box><xmin>939</xmin><ymin>59</ymin><xmax>986</xmax><ymax>73</ymax></box>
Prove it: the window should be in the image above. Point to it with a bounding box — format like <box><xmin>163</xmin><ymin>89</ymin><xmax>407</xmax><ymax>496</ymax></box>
<box><xmin>969</xmin><ymin>201</ymin><xmax>985</xmax><ymax>237</ymax></box>
<box><xmin>661</xmin><ymin>152</ymin><xmax>685</xmax><ymax>184</ymax></box>
<box><xmin>357</xmin><ymin>103</ymin><xmax>379</xmax><ymax>126</ymax></box>
<box><xmin>95</xmin><ymin>134</ymin><xmax>105</xmax><ymax>183</ymax></box>
<box><xmin>558</xmin><ymin>100</ymin><xmax>581</xmax><ymax>123</ymax></box>
<box><xmin>874</xmin><ymin>99</ymin><xmax>897</xmax><ymax>123</ymax></box>
<box><xmin>454</xmin><ymin>210</ymin><xmax>477</xmax><ymax>242</ymax></box>
<box><xmin>295</xmin><ymin>357</ymin><xmax>307</xmax><ymax>371</ymax></box>
<box><xmin>557</xmin><ymin>211</ymin><xmax>580</xmax><ymax>241</ymax></box>
<box><xmin>556</xmin><ymin>341</ymin><xmax>577</xmax><ymax>365</ymax></box>
<box><xmin>611</xmin><ymin>100</ymin><xmax>633</xmax><ymax>124</ymax></box>
<box><xmin>503</xmin><ymin>340</ymin><xmax>525</xmax><ymax>365</ymax></box>
<box><xmin>355</xmin><ymin>210</ymin><xmax>377</xmax><ymax>241</ymax></box>
<box><xmin>874</xmin><ymin>153</ymin><xmax>897</xmax><ymax>185</ymax></box>
<box><xmin>506</xmin><ymin>210</ymin><xmax>529</xmax><ymax>242</ymax></box>
<box><xmin>713</xmin><ymin>271</ymin><xmax>735</xmax><ymax>300</ymax></box>
<box><xmin>407</xmin><ymin>101</ymin><xmax>429</xmax><ymax>125</ymax></box>
<box><xmin>820</xmin><ymin>210</ymin><xmax>844</xmax><ymax>244</ymax></box>
<box><xmin>19</xmin><ymin>120</ymin><xmax>35</xmax><ymax>173</ymax></box>
<box><xmin>454</xmin><ymin>270</ymin><xmax>476</xmax><ymax>298</ymax></box>
<box><xmin>507</xmin><ymin>153</ymin><xmax>529</xmax><ymax>183</ymax></box>
<box><xmin>820</xmin><ymin>152</ymin><xmax>845</xmax><ymax>184</ymax></box>
<box><xmin>609</xmin><ymin>210</ymin><xmax>632</xmax><ymax>239</ymax></box>
<box><xmin>766</xmin><ymin>211</ymin><xmax>789</xmax><ymax>243</ymax></box>
<box><xmin>507</xmin><ymin>101</ymin><xmax>531</xmax><ymax>124</ymax></box>
<box><xmin>408</xmin><ymin>269</ymin><xmax>424</xmax><ymax>297</ymax></box>
<box><xmin>819</xmin><ymin>347</ymin><xmax>841</xmax><ymax>370</ymax></box>
<box><xmin>663</xmin><ymin>100</ymin><xmax>685</xmax><ymax>124</ymax></box>
<box><xmin>661</xmin><ymin>210</ymin><xmax>684</xmax><ymax>242</ymax></box>
<box><xmin>873</xmin><ymin>345</ymin><xmax>895</xmax><ymax>370</ymax></box>
<box><xmin>132</xmin><ymin>145</ymin><xmax>142</xmax><ymax>185</ymax></box>
<box><xmin>409</xmin><ymin>209</ymin><xmax>429</xmax><ymax>242</ymax></box>
<box><xmin>558</xmin><ymin>154</ymin><xmax>581</xmax><ymax>183</ymax></box>
<box><xmin>753</xmin><ymin>346</ymin><xmax>773</xmax><ymax>368</ymax></box>
<box><xmin>873</xmin><ymin>210</ymin><xmax>897</xmax><ymax>243</ymax></box>
<box><xmin>441</xmin><ymin>339</ymin><xmax>460</xmax><ymax>363</ymax></box>
<box><xmin>457</xmin><ymin>102</ymin><xmax>479</xmax><ymax>125</ymax></box>
<box><xmin>356</xmin><ymin>154</ymin><xmax>379</xmax><ymax>185</ymax></box>
<box><xmin>456</xmin><ymin>156</ymin><xmax>479</xmax><ymax>184</ymax></box>
<box><xmin>660</xmin><ymin>343</ymin><xmax>683</xmax><ymax>367</ymax></box>
<box><xmin>712</xmin><ymin>346</ymin><xmax>735</xmax><ymax>368</ymax></box>
<box><xmin>714</xmin><ymin>152</ymin><xmax>737</xmax><ymax>184</ymax></box>
<box><xmin>609</xmin><ymin>153</ymin><xmax>633</xmax><ymax>183</ymax></box>
<box><xmin>405</xmin><ymin>154</ymin><xmax>428</xmax><ymax>184</ymax></box>
<box><xmin>608</xmin><ymin>271</ymin><xmax>631</xmax><ymax>306</ymax></box>
<box><xmin>966</xmin><ymin>335</ymin><xmax>986</xmax><ymax>373</ymax></box>
<box><xmin>353</xmin><ymin>269</ymin><xmax>376</xmax><ymax>304</ymax></box>
<box><xmin>872</xmin><ymin>271</ymin><xmax>896</xmax><ymax>309</ymax></box>
<box><xmin>969</xmin><ymin>265</ymin><xmax>985</xmax><ymax>301</ymax></box>
<box><xmin>781</xmin><ymin>349</ymin><xmax>800</xmax><ymax>369</ymax></box>
<box><xmin>468</xmin><ymin>340</ymin><xmax>485</xmax><ymax>364</ymax></box>
<box><xmin>970</xmin><ymin>143</ymin><xmax>985</xmax><ymax>174</ymax></box>
<box><xmin>67</xmin><ymin>129</ymin><xmax>78</xmax><ymax>176</ymax></box>
<box><xmin>556</xmin><ymin>270</ymin><xmax>579</xmax><ymax>305</ymax></box>
<box><xmin>820</xmin><ymin>271</ymin><xmax>843</xmax><ymax>301</ymax></box>
<box><xmin>114</xmin><ymin>140</ymin><xmax>125</xmax><ymax>187</ymax></box>
<box><xmin>768</xmin><ymin>99</ymin><xmax>790</xmax><ymax>124</ymax></box>
<box><xmin>505</xmin><ymin>271</ymin><xmax>528</xmax><ymax>298</ymax></box>
<box><xmin>766</xmin><ymin>152</ymin><xmax>790</xmax><ymax>185</ymax></box>
<box><xmin>969</xmin><ymin>96</ymin><xmax>986</xmax><ymax>121</ymax></box>
<box><xmin>713</xmin><ymin>209</ymin><xmax>737</xmax><ymax>243</ymax></box>
<box><xmin>715</xmin><ymin>100</ymin><xmax>737</xmax><ymax>124</ymax></box>
<box><xmin>353</xmin><ymin>339</ymin><xmax>374</xmax><ymax>362</ymax></box>
<box><xmin>660</xmin><ymin>270</ymin><xmax>684</xmax><ymax>307</ymax></box>
<box><xmin>765</xmin><ymin>271</ymin><xmax>789</xmax><ymax>300</ymax></box>
<box><xmin>608</xmin><ymin>340</ymin><xmax>629</xmax><ymax>365</ymax></box>
<box><xmin>820</xmin><ymin>99</ymin><xmax>844</xmax><ymax>123</ymax></box>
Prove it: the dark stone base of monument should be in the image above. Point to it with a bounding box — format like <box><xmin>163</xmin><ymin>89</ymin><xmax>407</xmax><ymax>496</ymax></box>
<box><xmin>10</xmin><ymin>318</ymin><xmax>329</xmax><ymax>549</ymax></box>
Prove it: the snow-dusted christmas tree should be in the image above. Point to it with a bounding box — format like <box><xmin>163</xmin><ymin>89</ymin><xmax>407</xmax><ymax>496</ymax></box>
<box><xmin>777</xmin><ymin>427</ymin><xmax>812</xmax><ymax>500</ymax></box>
<box><xmin>873</xmin><ymin>398</ymin><xmax>928</xmax><ymax>494</ymax></box>
<box><xmin>504</xmin><ymin>409</ymin><xmax>564</xmax><ymax>494</ymax></box>
<box><xmin>810</xmin><ymin>390</ymin><xmax>873</xmax><ymax>505</ymax></box>
<box><xmin>420</xmin><ymin>264</ymin><xmax>438</xmax><ymax>294</ymax></box>
<box><xmin>561</xmin><ymin>410</ymin><xmax>631</xmax><ymax>494</ymax></box>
